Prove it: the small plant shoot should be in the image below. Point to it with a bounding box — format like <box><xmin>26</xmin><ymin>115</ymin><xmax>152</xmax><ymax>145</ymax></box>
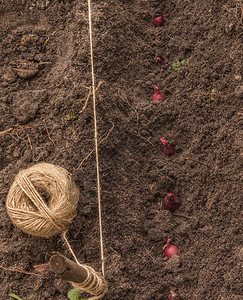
<box><xmin>67</xmin><ymin>288</ymin><xmax>86</xmax><ymax>300</ymax></box>
<box><xmin>9</xmin><ymin>294</ymin><xmax>22</xmax><ymax>300</ymax></box>
<box><xmin>172</xmin><ymin>59</ymin><xmax>189</xmax><ymax>72</ymax></box>
<box><xmin>9</xmin><ymin>294</ymin><xmax>32</xmax><ymax>300</ymax></box>
<box><xmin>66</xmin><ymin>112</ymin><xmax>77</xmax><ymax>121</ymax></box>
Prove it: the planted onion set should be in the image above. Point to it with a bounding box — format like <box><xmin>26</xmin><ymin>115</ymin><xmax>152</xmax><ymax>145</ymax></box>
<box><xmin>163</xmin><ymin>239</ymin><xmax>179</xmax><ymax>258</ymax></box>
<box><xmin>154</xmin><ymin>13</ymin><xmax>165</xmax><ymax>26</ymax></box>
<box><xmin>160</xmin><ymin>138</ymin><xmax>175</xmax><ymax>156</ymax></box>
<box><xmin>155</xmin><ymin>54</ymin><xmax>165</xmax><ymax>66</ymax></box>
<box><xmin>152</xmin><ymin>86</ymin><xmax>165</xmax><ymax>102</ymax></box>
<box><xmin>163</xmin><ymin>193</ymin><xmax>181</xmax><ymax>212</ymax></box>
<box><xmin>168</xmin><ymin>291</ymin><xmax>181</xmax><ymax>300</ymax></box>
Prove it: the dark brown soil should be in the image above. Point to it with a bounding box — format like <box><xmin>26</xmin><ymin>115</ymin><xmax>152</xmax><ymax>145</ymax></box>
<box><xmin>0</xmin><ymin>0</ymin><xmax>242</xmax><ymax>299</ymax></box>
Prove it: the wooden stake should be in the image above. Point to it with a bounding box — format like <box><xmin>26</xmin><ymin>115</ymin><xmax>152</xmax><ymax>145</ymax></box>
<box><xmin>49</xmin><ymin>254</ymin><xmax>88</xmax><ymax>284</ymax></box>
<box><xmin>41</xmin><ymin>253</ymin><xmax>108</xmax><ymax>298</ymax></box>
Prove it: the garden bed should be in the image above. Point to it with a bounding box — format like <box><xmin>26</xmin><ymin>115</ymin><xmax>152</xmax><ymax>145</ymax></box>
<box><xmin>0</xmin><ymin>0</ymin><xmax>242</xmax><ymax>299</ymax></box>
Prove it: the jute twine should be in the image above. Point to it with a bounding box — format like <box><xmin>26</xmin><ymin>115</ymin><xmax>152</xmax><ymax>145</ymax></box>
<box><xmin>62</xmin><ymin>232</ymin><xmax>108</xmax><ymax>299</ymax></box>
<box><xmin>72</xmin><ymin>265</ymin><xmax>108</xmax><ymax>300</ymax></box>
<box><xmin>6</xmin><ymin>163</ymin><xmax>79</xmax><ymax>237</ymax></box>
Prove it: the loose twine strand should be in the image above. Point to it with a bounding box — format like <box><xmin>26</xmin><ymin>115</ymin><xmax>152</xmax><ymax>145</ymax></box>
<box><xmin>61</xmin><ymin>1</ymin><xmax>107</xmax><ymax>298</ymax></box>
<box><xmin>63</xmin><ymin>231</ymin><xmax>80</xmax><ymax>264</ymax></box>
<box><xmin>87</xmin><ymin>0</ymin><xmax>105</xmax><ymax>277</ymax></box>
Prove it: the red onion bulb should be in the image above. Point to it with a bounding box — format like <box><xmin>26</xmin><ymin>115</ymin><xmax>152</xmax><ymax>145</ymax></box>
<box><xmin>154</xmin><ymin>13</ymin><xmax>164</xmax><ymax>26</ymax></box>
<box><xmin>162</xmin><ymin>193</ymin><xmax>181</xmax><ymax>213</ymax></box>
<box><xmin>164</xmin><ymin>239</ymin><xmax>179</xmax><ymax>258</ymax></box>
<box><xmin>155</xmin><ymin>54</ymin><xmax>165</xmax><ymax>66</ymax></box>
<box><xmin>160</xmin><ymin>138</ymin><xmax>175</xmax><ymax>156</ymax></box>
<box><xmin>152</xmin><ymin>86</ymin><xmax>165</xmax><ymax>102</ymax></box>
<box><xmin>168</xmin><ymin>291</ymin><xmax>181</xmax><ymax>300</ymax></box>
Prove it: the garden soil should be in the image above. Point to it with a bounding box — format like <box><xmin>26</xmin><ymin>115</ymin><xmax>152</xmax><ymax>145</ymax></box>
<box><xmin>0</xmin><ymin>0</ymin><xmax>242</xmax><ymax>299</ymax></box>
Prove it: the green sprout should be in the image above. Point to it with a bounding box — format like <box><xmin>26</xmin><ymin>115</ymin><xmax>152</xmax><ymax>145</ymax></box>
<box><xmin>67</xmin><ymin>288</ymin><xmax>86</xmax><ymax>300</ymax></box>
<box><xmin>66</xmin><ymin>112</ymin><xmax>77</xmax><ymax>121</ymax></box>
<box><xmin>9</xmin><ymin>293</ymin><xmax>32</xmax><ymax>300</ymax></box>
<box><xmin>172</xmin><ymin>59</ymin><xmax>189</xmax><ymax>72</ymax></box>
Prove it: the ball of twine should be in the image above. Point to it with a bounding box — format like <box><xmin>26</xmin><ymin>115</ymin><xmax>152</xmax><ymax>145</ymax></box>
<box><xmin>6</xmin><ymin>163</ymin><xmax>80</xmax><ymax>237</ymax></box>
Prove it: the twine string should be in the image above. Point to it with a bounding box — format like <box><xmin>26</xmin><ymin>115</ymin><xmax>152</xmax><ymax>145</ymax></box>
<box><xmin>87</xmin><ymin>0</ymin><xmax>105</xmax><ymax>277</ymax></box>
<box><xmin>62</xmin><ymin>231</ymin><xmax>80</xmax><ymax>265</ymax></box>
<box><xmin>62</xmin><ymin>2</ymin><xmax>107</xmax><ymax>297</ymax></box>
